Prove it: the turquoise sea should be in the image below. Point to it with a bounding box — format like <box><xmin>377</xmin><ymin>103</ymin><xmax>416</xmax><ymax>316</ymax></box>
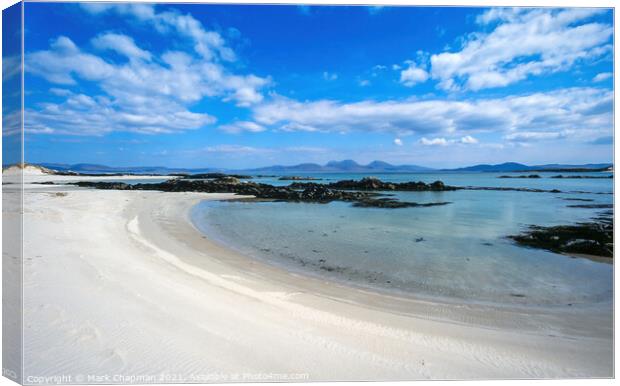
<box><xmin>191</xmin><ymin>172</ymin><xmax>613</xmax><ymax>307</ymax></box>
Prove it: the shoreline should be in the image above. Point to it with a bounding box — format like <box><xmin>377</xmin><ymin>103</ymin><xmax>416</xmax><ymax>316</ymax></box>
<box><xmin>19</xmin><ymin>175</ymin><xmax>613</xmax><ymax>380</ymax></box>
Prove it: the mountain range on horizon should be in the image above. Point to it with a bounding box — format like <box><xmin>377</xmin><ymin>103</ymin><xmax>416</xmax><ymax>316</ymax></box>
<box><xmin>29</xmin><ymin>160</ymin><xmax>613</xmax><ymax>175</ymax></box>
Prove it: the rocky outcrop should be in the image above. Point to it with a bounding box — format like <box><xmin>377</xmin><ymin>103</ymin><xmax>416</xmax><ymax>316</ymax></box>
<box><xmin>566</xmin><ymin>204</ymin><xmax>613</xmax><ymax>209</ymax></box>
<box><xmin>508</xmin><ymin>213</ymin><xmax>613</xmax><ymax>259</ymax></box>
<box><xmin>465</xmin><ymin>186</ymin><xmax>562</xmax><ymax>193</ymax></box>
<box><xmin>551</xmin><ymin>175</ymin><xmax>613</xmax><ymax>179</ymax></box>
<box><xmin>353</xmin><ymin>199</ymin><xmax>451</xmax><ymax>208</ymax></box>
<box><xmin>498</xmin><ymin>174</ymin><xmax>541</xmax><ymax>178</ymax></box>
<box><xmin>70</xmin><ymin>178</ymin><xmax>451</xmax><ymax>209</ymax></box>
<box><xmin>290</xmin><ymin>177</ymin><xmax>459</xmax><ymax>192</ymax></box>
<box><xmin>278</xmin><ymin>176</ymin><xmax>322</xmax><ymax>181</ymax></box>
<box><xmin>183</xmin><ymin>173</ymin><xmax>252</xmax><ymax>179</ymax></box>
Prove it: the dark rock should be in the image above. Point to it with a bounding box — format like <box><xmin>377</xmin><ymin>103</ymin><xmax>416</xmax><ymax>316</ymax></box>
<box><xmin>551</xmin><ymin>175</ymin><xmax>613</xmax><ymax>179</ymax></box>
<box><xmin>508</xmin><ymin>216</ymin><xmax>613</xmax><ymax>259</ymax></box>
<box><xmin>466</xmin><ymin>186</ymin><xmax>564</xmax><ymax>194</ymax></box>
<box><xmin>278</xmin><ymin>176</ymin><xmax>322</xmax><ymax>181</ymax></box>
<box><xmin>185</xmin><ymin>173</ymin><xmax>252</xmax><ymax>179</ymax></box>
<box><xmin>498</xmin><ymin>174</ymin><xmax>541</xmax><ymax>178</ymax></box>
<box><xmin>566</xmin><ymin>204</ymin><xmax>613</xmax><ymax>209</ymax></box>
<box><xmin>291</xmin><ymin>178</ymin><xmax>459</xmax><ymax>192</ymax></box>
<box><xmin>353</xmin><ymin>198</ymin><xmax>451</xmax><ymax>208</ymax></box>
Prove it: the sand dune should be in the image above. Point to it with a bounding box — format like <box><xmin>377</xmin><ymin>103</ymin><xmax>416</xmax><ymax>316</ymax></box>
<box><xmin>13</xmin><ymin>177</ymin><xmax>613</xmax><ymax>382</ymax></box>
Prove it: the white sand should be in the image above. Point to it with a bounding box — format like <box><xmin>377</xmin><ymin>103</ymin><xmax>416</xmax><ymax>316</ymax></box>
<box><xmin>8</xmin><ymin>175</ymin><xmax>612</xmax><ymax>381</ymax></box>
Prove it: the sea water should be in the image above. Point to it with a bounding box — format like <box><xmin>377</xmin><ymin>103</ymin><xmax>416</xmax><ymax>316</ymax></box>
<box><xmin>191</xmin><ymin>172</ymin><xmax>613</xmax><ymax>307</ymax></box>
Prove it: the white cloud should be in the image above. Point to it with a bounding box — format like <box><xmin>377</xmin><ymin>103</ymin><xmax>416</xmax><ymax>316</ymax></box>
<box><xmin>394</xmin><ymin>138</ymin><xmax>403</xmax><ymax>146</ymax></box>
<box><xmin>80</xmin><ymin>3</ymin><xmax>155</xmax><ymax>20</ymax></box>
<box><xmin>251</xmin><ymin>88</ymin><xmax>611</xmax><ymax>143</ymax></box>
<box><xmin>25</xmin><ymin>5</ymin><xmax>271</xmax><ymax>136</ymax></box>
<box><xmin>218</xmin><ymin>121</ymin><xmax>266</xmax><ymax>134</ymax></box>
<box><xmin>26</xmin><ymin>92</ymin><xmax>215</xmax><ymax>136</ymax></box>
<box><xmin>284</xmin><ymin>146</ymin><xmax>328</xmax><ymax>153</ymax></box>
<box><xmin>460</xmin><ymin>135</ymin><xmax>478</xmax><ymax>144</ymax></box>
<box><xmin>358</xmin><ymin>79</ymin><xmax>370</xmax><ymax>87</ymax></box>
<box><xmin>27</xmin><ymin>36</ymin><xmax>115</xmax><ymax>85</ymax></box>
<box><xmin>593</xmin><ymin>72</ymin><xmax>612</xmax><ymax>82</ymax></box>
<box><xmin>92</xmin><ymin>33</ymin><xmax>152</xmax><ymax>61</ymax></box>
<box><xmin>194</xmin><ymin>144</ymin><xmax>328</xmax><ymax>156</ymax></box>
<box><xmin>400</xmin><ymin>63</ymin><xmax>429</xmax><ymax>87</ymax></box>
<box><xmin>420</xmin><ymin>136</ymin><xmax>479</xmax><ymax>146</ymax></box>
<box><xmin>420</xmin><ymin>137</ymin><xmax>448</xmax><ymax>146</ymax></box>
<box><xmin>49</xmin><ymin>88</ymin><xmax>72</xmax><ymax>97</ymax></box>
<box><xmin>323</xmin><ymin>71</ymin><xmax>338</xmax><ymax>81</ymax></box>
<box><xmin>204</xmin><ymin>144</ymin><xmax>274</xmax><ymax>155</ymax></box>
<box><xmin>2</xmin><ymin>54</ymin><xmax>20</xmax><ymax>81</ymax></box>
<box><xmin>504</xmin><ymin>131</ymin><xmax>567</xmax><ymax>142</ymax></box>
<box><xmin>430</xmin><ymin>8</ymin><xmax>612</xmax><ymax>91</ymax></box>
<box><xmin>81</xmin><ymin>3</ymin><xmax>234</xmax><ymax>61</ymax></box>
<box><xmin>2</xmin><ymin>109</ymin><xmax>22</xmax><ymax>137</ymax></box>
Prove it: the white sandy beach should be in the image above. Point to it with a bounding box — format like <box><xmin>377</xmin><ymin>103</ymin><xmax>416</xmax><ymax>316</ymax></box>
<box><xmin>5</xmin><ymin>171</ymin><xmax>613</xmax><ymax>382</ymax></box>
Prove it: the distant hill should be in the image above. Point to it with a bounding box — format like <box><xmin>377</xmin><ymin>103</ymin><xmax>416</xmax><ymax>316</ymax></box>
<box><xmin>247</xmin><ymin>159</ymin><xmax>433</xmax><ymax>173</ymax></box>
<box><xmin>445</xmin><ymin>162</ymin><xmax>530</xmax><ymax>172</ymax></box>
<box><xmin>31</xmin><ymin>160</ymin><xmax>612</xmax><ymax>175</ymax></box>
<box><xmin>445</xmin><ymin>162</ymin><xmax>613</xmax><ymax>172</ymax></box>
<box><xmin>38</xmin><ymin>160</ymin><xmax>433</xmax><ymax>174</ymax></box>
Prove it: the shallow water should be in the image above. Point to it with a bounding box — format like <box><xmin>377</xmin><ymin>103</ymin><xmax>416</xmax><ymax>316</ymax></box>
<box><xmin>191</xmin><ymin>172</ymin><xmax>613</xmax><ymax>307</ymax></box>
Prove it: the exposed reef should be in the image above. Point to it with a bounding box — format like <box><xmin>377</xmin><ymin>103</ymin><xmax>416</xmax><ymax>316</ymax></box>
<box><xmin>551</xmin><ymin>175</ymin><xmax>613</xmax><ymax>179</ymax></box>
<box><xmin>352</xmin><ymin>199</ymin><xmax>451</xmax><ymax>208</ymax></box>
<box><xmin>70</xmin><ymin>178</ymin><xmax>450</xmax><ymax>209</ymax></box>
<box><xmin>498</xmin><ymin>175</ymin><xmax>541</xmax><ymax>178</ymax></box>
<box><xmin>290</xmin><ymin>177</ymin><xmax>458</xmax><ymax>191</ymax></box>
<box><xmin>278</xmin><ymin>176</ymin><xmax>323</xmax><ymax>181</ymax></box>
<box><xmin>182</xmin><ymin>173</ymin><xmax>253</xmax><ymax>179</ymax></box>
<box><xmin>464</xmin><ymin>186</ymin><xmax>562</xmax><ymax>193</ymax></box>
<box><xmin>508</xmin><ymin>211</ymin><xmax>613</xmax><ymax>259</ymax></box>
<box><xmin>566</xmin><ymin>204</ymin><xmax>613</xmax><ymax>209</ymax></box>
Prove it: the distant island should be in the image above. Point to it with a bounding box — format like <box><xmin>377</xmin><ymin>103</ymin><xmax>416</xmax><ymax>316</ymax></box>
<box><xmin>13</xmin><ymin>160</ymin><xmax>612</xmax><ymax>175</ymax></box>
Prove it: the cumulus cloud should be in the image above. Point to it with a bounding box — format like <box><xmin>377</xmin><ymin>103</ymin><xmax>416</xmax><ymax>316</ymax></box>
<box><xmin>251</xmin><ymin>88</ymin><xmax>612</xmax><ymax>144</ymax></box>
<box><xmin>420</xmin><ymin>136</ymin><xmax>479</xmax><ymax>146</ymax></box>
<box><xmin>25</xmin><ymin>4</ymin><xmax>270</xmax><ymax>135</ymax></box>
<box><xmin>593</xmin><ymin>72</ymin><xmax>612</xmax><ymax>82</ymax></box>
<box><xmin>81</xmin><ymin>3</ymin><xmax>234</xmax><ymax>61</ymax></box>
<box><xmin>460</xmin><ymin>135</ymin><xmax>478</xmax><ymax>144</ymax></box>
<box><xmin>92</xmin><ymin>33</ymin><xmax>152</xmax><ymax>61</ymax></box>
<box><xmin>26</xmin><ymin>91</ymin><xmax>215</xmax><ymax>136</ymax></box>
<box><xmin>399</xmin><ymin>63</ymin><xmax>429</xmax><ymax>87</ymax></box>
<box><xmin>430</xmin><ymin>8</ymin><xmax>612</xmax><ymax>91</ymax></box>
<box><xmin>420</xmin><ymin>137</ymin><xmax>448</xmax><ymax>146</ymax></box>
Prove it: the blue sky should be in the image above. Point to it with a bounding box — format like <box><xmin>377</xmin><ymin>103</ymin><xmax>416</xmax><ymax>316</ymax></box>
<box><xmin>18</xmin><ymin>3</ymin><xmax>614</xmax><ymax>169</ymax></box>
